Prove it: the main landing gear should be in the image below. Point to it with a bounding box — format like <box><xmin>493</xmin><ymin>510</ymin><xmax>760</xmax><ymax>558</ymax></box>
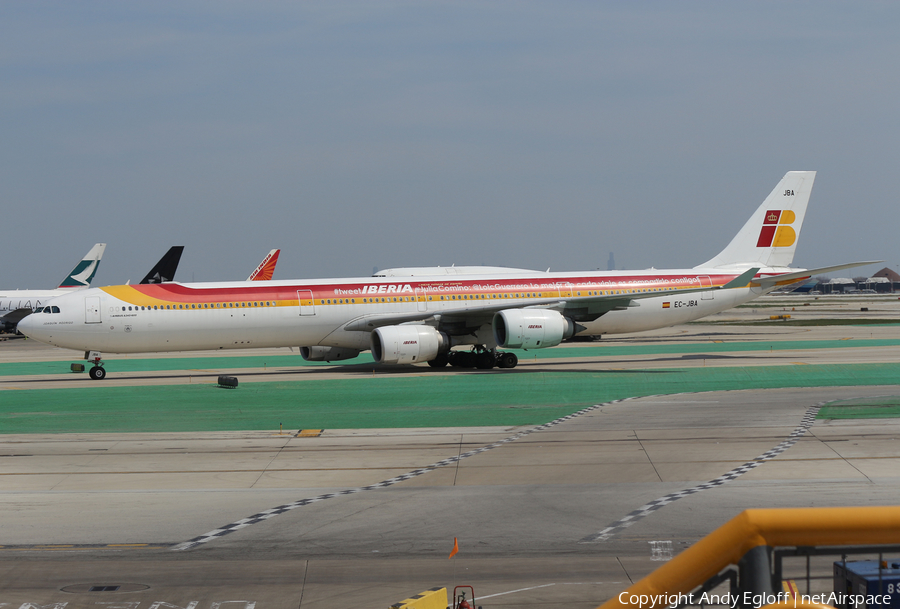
<box><xmin>427</xmin><ymin>346</ymin><xmax>518</xmax><ymax>370</ymax></box>
<box><xmin>85</xmin><ymin>351</ymin><xmax>106</xmax><ymax>380</ymax></box>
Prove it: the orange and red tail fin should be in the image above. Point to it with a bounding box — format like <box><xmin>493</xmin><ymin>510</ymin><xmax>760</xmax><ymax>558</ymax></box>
<box><xmin>248</xmin><ymin>249</ymin><xmax>280</xmax><ymax>281</ymax></box>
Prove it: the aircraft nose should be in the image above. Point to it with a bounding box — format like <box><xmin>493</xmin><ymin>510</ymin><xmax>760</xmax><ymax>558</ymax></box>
<box><xmin>17</xmin><ymin>311</ymin><xmax>46</xmax><ymax>341</ymax></box>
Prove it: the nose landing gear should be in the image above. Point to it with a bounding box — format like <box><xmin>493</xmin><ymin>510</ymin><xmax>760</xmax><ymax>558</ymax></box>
<box><xmin>85</xmin><ymin>351</ymin><xmax>106</xmax><ymax>380</ymax></box>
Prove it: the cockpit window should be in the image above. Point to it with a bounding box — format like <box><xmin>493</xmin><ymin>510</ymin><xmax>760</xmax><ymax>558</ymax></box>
<box><xmin>43</xmin><ymin>307</ymin><xmax>51</xmax><ymax>313</ymax></box>
<box><xmin>34</xmin><ymin>307</ymin><xmax>44</xmax><ymax>313</ymax></box>
<box><xmin>51</xmin><ymin>306</ymin><xmax>60</xmax><ymax>313</ymax></box>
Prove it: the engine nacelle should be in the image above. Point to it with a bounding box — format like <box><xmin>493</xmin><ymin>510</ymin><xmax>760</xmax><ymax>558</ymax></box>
<box><xmin>371</xmin><ymin>325</ymin><xmax>448</xmax><ymax>365</ymax></box>
<box><xmin>492</xmin><ymin>309</ymin><xmax>576</xmax><ymax>349</ymax></box>
<box><xmin>300</xmin><ymin>346</ymin><xmax>361</xmax><ymax>362</ymax></box>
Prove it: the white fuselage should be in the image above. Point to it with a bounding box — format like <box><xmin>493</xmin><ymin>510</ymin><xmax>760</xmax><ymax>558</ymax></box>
<box><xmin>0</xmin><ymin>288</ymin><xmax>87</xmax><ymax>331</ymax></box>
<box><xmin>18</xmin><ymin>267</ymin><xmax>769</xmax><ymax>355</ymax></box>
<box><xmin>0</xmin><ymin>289</ymin><xmax>80</xmax><ymax>315</ymax></box>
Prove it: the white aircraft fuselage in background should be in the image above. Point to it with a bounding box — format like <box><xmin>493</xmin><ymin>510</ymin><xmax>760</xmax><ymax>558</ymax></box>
<box><xmin>17</xmin><ymin>172</ymin><xmax>876</xmax><ymax>378</ymax></box>
<box><xmin>0</xmin><ymin>243</ymin><xmax>106</xmax><ymax>333</ymax></box>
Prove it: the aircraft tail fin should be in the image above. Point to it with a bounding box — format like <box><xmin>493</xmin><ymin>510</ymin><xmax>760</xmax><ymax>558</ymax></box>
<box><xmin>248</xmin><ymin>249</ymin><xmax>280</xmax><ymax>281</ymax></box>
<box><xmin>140</xmin><ymin>246</ymin><xmax>184</xmax><ymax>284</ymax></box>
<box><xmin>57</xmin><ymin>243</ymin><xmax>106</xmax><ymax>289</ymax></box>
<box><xmin>698</xmin><ymin>171</ymin><xmax>816</xmax><ymax>270</ymax></box>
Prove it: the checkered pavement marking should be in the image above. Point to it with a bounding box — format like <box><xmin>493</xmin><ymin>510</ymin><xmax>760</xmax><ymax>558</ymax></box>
<box><xmin>172</xmin><ymin>397</ymin><xmax>639</xmax><ymax>551</ymax></box>
<box><xmin>578</xmin><ymin>400</ymin><xmax>827</xmax><ymax>544</ymax></box>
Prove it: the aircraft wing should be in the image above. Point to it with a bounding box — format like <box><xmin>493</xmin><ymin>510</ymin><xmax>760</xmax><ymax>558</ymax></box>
<box><xmin>343</xmin><ymin>268</ymin><xmax>759</xmax><ymax>333</ymax></box>
<box><xmin>1</xmin><ymin>307</ymin><xmax>33</xmax><ymax>325</ymax></box>
<box><xmin>752</xmin><ymin>261</ymin><xmax>882</xmax><ymax>290</ymax></box>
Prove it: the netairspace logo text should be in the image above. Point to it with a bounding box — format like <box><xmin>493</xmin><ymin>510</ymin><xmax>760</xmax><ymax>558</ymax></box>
<box><xmin>618</xmin><ymin>591</ymin><xmax>892</xmax><ymax>608</ymax></box>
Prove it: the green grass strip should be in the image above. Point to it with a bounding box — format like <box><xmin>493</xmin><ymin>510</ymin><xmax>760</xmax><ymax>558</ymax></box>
<box><xmin>704</xmin><ymin>319</ymin><xmax>900</xmax><ymax>327</ymax></box>
<box><xmin>3</xmin><ymin>363</ymin><xmax>900</xmax><ymax>434</ymax></box>
<box><xmin>4</xmin><ymin>338</ymin><xmax>900</xmax><ymax>377</ymax></box>
<box><xmin>0</xmin><ymin>352</ymin><xmax>376</xmax><ymax>377</ymax></box>
<box><xmin>818</xmin><ymin>395</ymin><xmax>900</xmax><ymax>420</ymax></box>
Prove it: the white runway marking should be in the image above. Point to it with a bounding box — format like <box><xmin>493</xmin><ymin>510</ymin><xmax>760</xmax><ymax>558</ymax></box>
<box><xmin>477</xmin><ymin>583</ymin><xmax>557</xmax><ymax>599</ymax></box>
<box><xmin>477</xmin><ymin>582</ymin><xmax>618</xmax><ymax>600</ymax></box>
<box><xmin>172</xmin><ymin>397</ymin><xmax>641</xmax><ymax>551</ymax></box>
<box><xmin>578</xmin><ymin>400</ymin><xmax>826</xmax><ymax>543</ymax></box>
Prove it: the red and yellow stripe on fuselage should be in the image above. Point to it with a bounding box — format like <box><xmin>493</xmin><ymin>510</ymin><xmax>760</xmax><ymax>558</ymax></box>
<box><xmin>100</xmin><ymin>271</ymin><xmax>745</xmax><ymax>311</ymax></box>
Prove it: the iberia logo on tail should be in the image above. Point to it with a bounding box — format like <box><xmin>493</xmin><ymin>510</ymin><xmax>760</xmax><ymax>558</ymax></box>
<box><xmin>756</xmin><ymin>209</ymin><xmax>796</xmax><ymax>248</ymax></box>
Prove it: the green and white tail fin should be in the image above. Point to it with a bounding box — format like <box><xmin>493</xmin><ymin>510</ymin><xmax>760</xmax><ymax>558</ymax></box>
<box><xmin>58</xmin><ymin>243</ymin><xmax>106</xmax><ymax>289</ymax></box>
<box><xmin>698</xmin><ymin>171</ymin><xmax>815</xmax><ymax>271</ymax></box>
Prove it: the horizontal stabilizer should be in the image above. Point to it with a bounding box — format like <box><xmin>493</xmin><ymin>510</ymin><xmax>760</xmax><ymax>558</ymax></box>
<box><xmin>721</xmin><ymin>267</ymin><xmax>760</xmax><ymax>290</ymax></box>
<box><xmin>752</xmin><ymin>261</ymin><xmax>883</xmax><ymax>289</ymax></box>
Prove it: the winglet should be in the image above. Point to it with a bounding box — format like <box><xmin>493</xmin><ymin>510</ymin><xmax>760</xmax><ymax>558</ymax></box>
<box><xmin>721</xmin><ymin>267</ymin><xmax>759</xmax><ymax>290</ymax></box>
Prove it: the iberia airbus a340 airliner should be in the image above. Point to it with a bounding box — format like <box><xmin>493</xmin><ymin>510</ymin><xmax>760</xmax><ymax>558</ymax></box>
<box><xmin>19</xmin><ymin>171</ymin><xmax>876</xmax><ymax>379</ymax></box>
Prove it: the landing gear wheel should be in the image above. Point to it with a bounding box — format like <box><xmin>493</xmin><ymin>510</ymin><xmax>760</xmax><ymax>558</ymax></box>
<box><xmin>476</xmin><ymin>351</ymin><xmax>495</xmax><ymax>370</ymax></box>
<box><xmin>428</xmin><ymin>353</ymin><xmax>449</xmax><ymax>368</ymax></box>
<box><xmin>498</xmin><ymin>352</ymin><xmax>518</xmax><ymax>369</ymax></box>
<box><xmin>448</xmin><ymin>351</ymin><xmax>470</xmax><ymax>368</ymax></box>
<box><xmin>89</xmin><ymin>366</ymin><xmax>106</xmax><ymax>380</ymax></box>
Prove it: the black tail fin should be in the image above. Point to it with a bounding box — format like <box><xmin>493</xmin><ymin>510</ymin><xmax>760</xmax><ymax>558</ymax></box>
<box><xmin>140</xmin><ymin>246</ymin><xmax>184</xmax><ymax>284</ymax></box>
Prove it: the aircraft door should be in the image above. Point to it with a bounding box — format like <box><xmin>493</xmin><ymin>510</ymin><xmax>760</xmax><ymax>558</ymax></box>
<box><xmin>699</xmin><ymin>275</ymin><xmax>714</xmax><ymax>300</ymax></box>
<box><xmin>85</xmin><ymin>296</ymin><xmax>102</xmax><ymax>324</ymax></box>
<box><xmin>415</xmin><ymin>288</ymin><xmax>427</xmax><ymax>312</ymax></box>
<box><xmin>297</xmin><ymin>290</ymin><xmax>315</xmax><ymax>316</ymax></box>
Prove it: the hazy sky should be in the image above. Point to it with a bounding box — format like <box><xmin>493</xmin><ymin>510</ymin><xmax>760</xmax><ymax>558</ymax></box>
<box><xmin>2</xmin><ymin>2</ymin><xmax>898</xmax><ymax>288</ymax></box>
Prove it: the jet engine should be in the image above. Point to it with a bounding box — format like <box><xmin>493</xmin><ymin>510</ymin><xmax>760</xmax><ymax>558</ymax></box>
<box><xmin>371</xmin><ymin>325</ymin><xmax>448</xmax><ymax>365</ymax></box>
<box><xmin>299</xmin><ymin>346</ymin><xmax>361</xmax><ymax>362</ymax></box>
<box><xmin>492</xmin><ymin>309</ymin><xmax>577</xmax><ymax>349</ymax></box>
